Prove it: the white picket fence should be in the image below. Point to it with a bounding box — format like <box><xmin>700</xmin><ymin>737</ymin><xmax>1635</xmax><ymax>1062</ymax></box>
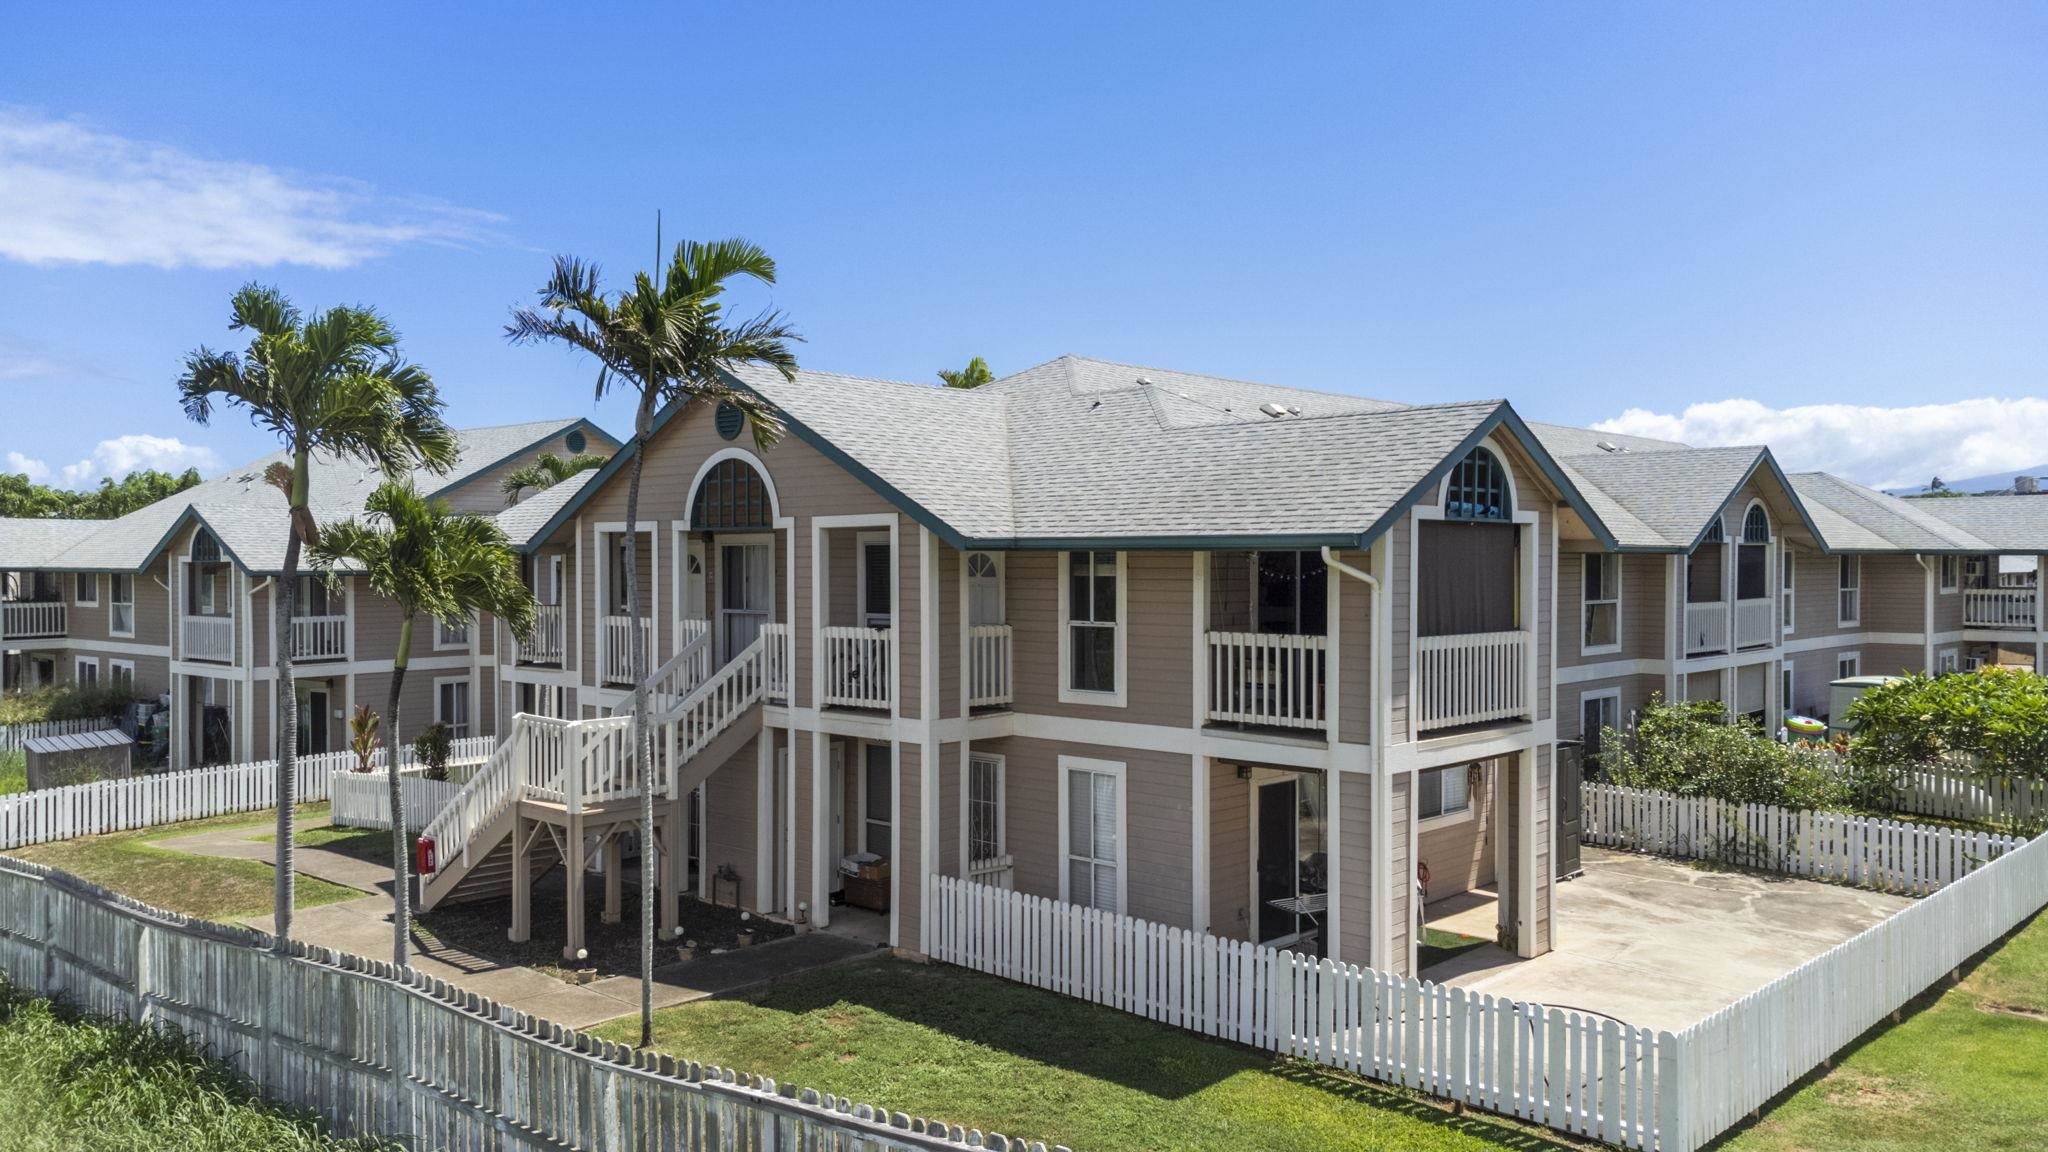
<box><xmin>928</xmin><ymin>874</ymin><xmax>1672</xmax><ymax>1149</ymax></box>
<box><xmin>0</xmin><ymin>858</ymin><xmax>1010</xmax><ymax>1152</ymax></box>
<box><xmin>329</xmin><ymin>770</ymin><xmax>466</xmax><ymax>833</ymax></box>
<box><xmin>0</xmin><ymin>736</ymin><xmax>496</xmax><ymax>850</ymax></box>
<box><xmin>1660</xmin><ymin>829</ymin><xmax>2048</xmax><ymax>1151</ymax></box>
<box><xmin>0</xmin><ymin>716</ymin><xmax>116</xmax><ymax>753</ymax></box>
<box><xmin>1883</xmin><ymin>760</ymin><xmax>2048</xmax><ymax>827</ymax></box>
<box><xmin>1581</xmin><ymin>782</ymin><xmax>2020</xmax><ymax>896</ymax></box>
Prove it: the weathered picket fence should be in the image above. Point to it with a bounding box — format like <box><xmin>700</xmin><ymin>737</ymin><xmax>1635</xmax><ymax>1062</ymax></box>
<box><xmin>928</xmin><ymin>874</ymin><xmax>1672</xmax><ymax>1149</ymax></box>
<box><xmin>1660</xmin><ymin>829</ymin><xmax>2048</xmax><ymax>1150</ymax></box>
<box><xmin>1581</xmin><ymin>781</ymin><xmax>2020</xmax><ymax>895</ymax></box>
<box><xmin>328</xmin><ymin>769</ymin><xmax>465</xmax><ymax>833</ymax></box>
<box><xmin>0</xmin><ymin>857</ymin><xmax>1053</xmax><ymax>1152</ymax></box>
<box><xmin>0</xmin><ymin>716</ymin><xmax>116</xmax><ymax>753</ymax></box>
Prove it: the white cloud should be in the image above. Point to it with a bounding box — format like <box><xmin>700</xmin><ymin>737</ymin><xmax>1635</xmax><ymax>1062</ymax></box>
<box><xmin>7</xmin><ymin>435</ymin><xmax>221</xmax><ymax>490</ymax></box>
<box><xmin>0</xmin><ymin>108</ymin><xmax>501</xmax><ymax>269</ymax></box>
<box><xmin>1594</xmin><ymin>397</ymin><xmax>2048</xmax><ymax>491</ymax></box>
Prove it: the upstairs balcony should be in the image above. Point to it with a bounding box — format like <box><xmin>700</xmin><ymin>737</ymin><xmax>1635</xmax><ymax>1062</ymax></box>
<box><xmin>1966</xmin><ymin>588</ymin><xmax>2038</xmax><ymax>629</ymax></box>
<box><xmin>183</xmin><ymin>615</ymin><xmax>234</xmax><ymax>663</ymax></box>
<box><xmin>289</xmin><ymin>614</ymin><xmax>347</xmax><ymax>661</ymax></box>
<box><xmin>823</xmin><ymin>625</ymin><xmax>891</xmax><ymax>709</ymax></box>
<box><xmin>599</xmin><ymin>615</ymin><xmax>652</xmax><ymax>686</ymax></box>
<box><xmin>517</xmin><ymin>603</ymin><xmax>565</xmax><ymax>665</ymax></box>
<box><xmin>1205</xmin><ymin>630</ymin><xmax>1327</xmax><ymax>730</ymax></box>
<box><xmin>967</xmin><ymin>623</ymin><xmax>1013</xmax><ymax>709</ymax></box>
<box><xmin>1</xmin><ymin>600</ymin><xmax>65</xmax><ymax>641</ymax></box>
<box><xmin>1416</xmin><ymin>630</ymin><xmax>1531</xmax><ymax>732</ymax></box>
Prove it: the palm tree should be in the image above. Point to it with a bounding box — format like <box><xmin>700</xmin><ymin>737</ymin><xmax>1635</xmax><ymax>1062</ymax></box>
<box><xmin>938</xmin><ymin>356</ymin><xmax>993</xmax><ymax>389</ymax></box>
<box><xmin>309</xmin><ymin>480</ymin><xmax>536</xmax><ymax>967</ymax></box>
<box><xmin>500</xmin><ymin>450</ymin><xmax>611</xmax><ymax>504</ymax></box>
<box><xmin>508</xmin><ymin>237</ymin><xmax>799</xmax><ymax>1044</ymax></box>
<box><xmin>178</xmin><ymin>284</ymin><xmax>458</xmax><ymax>952</ymax></box>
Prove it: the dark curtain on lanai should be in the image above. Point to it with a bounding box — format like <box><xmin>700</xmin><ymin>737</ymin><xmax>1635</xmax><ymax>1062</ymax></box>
<box><xmin>1417</xmin><ymin>521</ymin><xmax>1518</xmax><ymax>635</ymax></box>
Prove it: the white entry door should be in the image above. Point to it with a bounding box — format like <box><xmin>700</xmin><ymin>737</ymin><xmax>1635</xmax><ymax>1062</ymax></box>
<box><xmin>718</xmin><ymin>540</ymin><xmax>772</xmax><ymax>661</ymax></box>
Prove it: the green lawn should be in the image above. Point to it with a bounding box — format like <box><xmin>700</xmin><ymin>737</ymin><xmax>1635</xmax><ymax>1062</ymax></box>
<box><xmin>250</xmin><ymin>821</ymin><xmax>396</xmax><ymax>868</ymax></box>
<box><xmin>5</xmin><ymin>804</ymin><xmax>364</xmax><ymax>922</ymax></box>
<box><xmin>0</xmin><ymin>978</ymin><xmax>392</xmax><ymax>1151</ymax></box>
<box><xmin>0</xmin><ymin>750</ymin><xmax>23</xmax><ymax>795</ymax></box>
<box><xmin>598</xmin><ymin>957</ymin><xmax>1590</xmax><ymax>1152</ymax></box>
<box><xmin>1719</xmin><ymin>909</ymin><xmax>2048</xmax><ymax>1151</ymax></box>
<box><xmin>601</xmin><ymin>913</ymin><xmax>2048</xmax><ymax>1152</ymax></box>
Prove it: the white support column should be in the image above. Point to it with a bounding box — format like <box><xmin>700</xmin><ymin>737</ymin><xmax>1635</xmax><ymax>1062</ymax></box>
<box><xmin>754</xmin><ymin>731</ymin><xmax>774</xmax><ymax>915</ymax></box>
<box><xmin>1516</xmin><ymin>746</ymin><xmax>1538</xmax><ymax>959</ymax></box>
<box><xmin>1665</xmin><ymin>555</ymin><xmax>1683</xmax><ymax>700</ymax></box>
<box><xmin>1370</xmin><ymin>536</ymin><xmax>1394</xmax><ymax>971</ymax></box>
<box><xmin>918</xmin><ymin>528</ymin><xmax>940</xmax><ymax>955</ymax></box>
<box><xmin>1190</xmin><ymin>551</ymin><xmax>1209</xmax><ymax>934</ymax></box>
<box><xmin>1322</xmin><ymin>549</ymin><xmax>1341</xmax><ymax>960</ymax></box>
<box><xmin>811</xmin><ymin>732</ymin><xmax>831</xmax><ymax>928</ymax></box>
<box><xmin>1922</xmin><ymin>556</ymin><xmax>1938</xmax><ymax>674</ymax></box>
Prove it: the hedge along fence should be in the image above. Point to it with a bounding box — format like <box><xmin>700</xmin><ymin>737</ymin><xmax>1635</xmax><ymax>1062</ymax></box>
<box><xmin>1660</xmin><ymin>828</ymin><xmax>2048</xmax><ymax>1151</ymax></box>
<box><xmin>0</xmin><ymin>716</ymin><xmax>116</xmax><ymax>753</ymax></box>
<box><xmin>0</xmin><ymin>736</ymin><xmax>496</xmax><ymax>850</ymax></box>
<box><xmin>928</xmin><ymin>874</ymin><xmax>1674</xmax><ymax>1149</ymax></box>
<box><xmin>1581</xmin><ymin>782</ymin><xmax>2022</xmax><ymax>896</ymax></box>
<box><xmin>0</xmin><ymin>857</ymin><xmax>1059</xmax><ymax>1152</ymax></box>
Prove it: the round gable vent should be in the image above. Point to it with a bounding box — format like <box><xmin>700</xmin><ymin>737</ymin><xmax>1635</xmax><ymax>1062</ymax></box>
<box><xmin>715</xmin><ymin>402</ymin><xmax>745</xmax><ymax>441</ymax></box>
<box><xmin>564</xmin><ymin>429</ymin><xmax>587</xmax><ymax>454</ymax></box>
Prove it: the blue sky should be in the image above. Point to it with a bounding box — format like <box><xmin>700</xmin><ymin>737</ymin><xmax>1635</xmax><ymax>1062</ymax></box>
<box><xmin>3</xmin><ymin>3</ymin><xmax>2045</xmax><ymax>490</ymax></box>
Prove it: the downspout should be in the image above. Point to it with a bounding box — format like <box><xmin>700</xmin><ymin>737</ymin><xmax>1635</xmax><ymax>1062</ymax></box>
<box><xmin>1322</xmin><ymin>546</ymin><xmax>1385</xmax><ymax>968</ymax></box>
<box><xmin>1916</xmin><ymin>555</ymin><xmax>1937</xmax><ymax>673</ymax></box>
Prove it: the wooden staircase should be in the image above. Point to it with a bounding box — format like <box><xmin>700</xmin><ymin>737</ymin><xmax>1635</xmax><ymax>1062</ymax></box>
<box><xmin>415</xmin><ymin>625</ymin><xmax>786</xmax><ymax>912</ymax></box>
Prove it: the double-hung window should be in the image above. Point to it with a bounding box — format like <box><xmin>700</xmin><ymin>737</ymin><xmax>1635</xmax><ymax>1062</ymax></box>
<box><xmin>1837</xmin><ymin>558</ymin><xmax>1861</xmax><ymax>626</ymax></box>
<box><xmin>1837</xmin><ymin>652</ymin><xmax>1861</xmax><ymax>680</ymax></box>
<box><xmin>1418</xmin><ymin>763</ymin><xmax>1472</xmax><ymax>822</ymax></box>
<box><xmin>74</xmin><ymin>573</ymin><xmax>97</xmax><ymax>606</ymax></box>
<box><xmin>436</xmin><ymin>679</ymin><xmax>471</xmax><ymax>739</ymax></box>
<box><xmin>109</xmin><ymin>573</ymin><xmax>134</xmax><ymax>636</ymax></box>
<box><xmin>1580</xmin><ymin>692</ymin><xmax>1621</xmax><ymax>766</ymax></box>
<box><xmin>1582</xmin><ymin>554</ymin><xmax>1620</xmax><ymax>652</ymax></box>
<box><xmin>1062</xmin><ymin>758</ymin><xmax>1123</xmax><ymax>912</ymax></box>
<box><xmin>1939</xmin><ymin>555</ymin><xmax>1961</xmax><ymax>593</ymax></box>
<box><xmin>967</xmin><ymin>755</ymin><xmax>1004</xmax><ymax>867</ymax></box>
<box><xmin>1062</xmin><ymin>551</ymin><xmax>1122</xmax><ymax>701</ymax></box>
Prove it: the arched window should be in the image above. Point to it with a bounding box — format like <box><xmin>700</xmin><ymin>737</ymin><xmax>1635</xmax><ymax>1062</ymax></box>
<box><xmin>1742</xmin><ymin>504</ymin><xmax>1770</xmax><ymax>544</ymax></box>
<box><xmin>190</xmin><ymin>526</ymin><xmax>222</xmax><ymax>564</ymax></box>
<box><xmin>1702</xmin><ymin>519</ymin><xmax>1725</xmax><ymax>544</ymax></box>
<box><xmin>1444</xmin><ymin>447</ymin><xmax>1511</xmax><ymax>521</ymax></box>
<box><xmin>689</xmin><ymin>458</ymin><xmax>773</xmax><ymax>530</ymax></box>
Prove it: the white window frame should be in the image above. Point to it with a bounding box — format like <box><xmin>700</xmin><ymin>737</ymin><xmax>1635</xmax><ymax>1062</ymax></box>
<box><xmin>433</xmin><ymin>676</ymin><xmax>473</xmax><ymax>739</ymax></box>
<box><xmin>433</xmin><ymin>611</ymin><xmax>473</xmax><ymax>651</ymax></box>
<box><xmin>1580</xmin><ymin>553</ymin><xmax>1622</xmax><ymax>656</ymax></box>
<box><xmin>1781</xmin><ymin>661</ymin><xmax>1795</xmax><ymax>717</ymax></box>
<box><xmin>107</xmin><ymin>658</ymin><xmax>135</xmax><ymax>692</ymax></box>
<box><xmin>73</xmin><ymin>572</ymin><xmax>97</xmax><ymax>607</ymax></box>
<box><xmin>1781</xmin><ymin>544</ymin><xmax>1796</xmax><ymax>635</ymax></box>
<box><xmin>965</xmin><ymin>551</ymin><xmax>1006</xmax><ymax>627</ymax></box>
<box><xmin>1837</xmin><ymin>557</ymin><xmax>1861</xmax><ymax>627</ymax></box>
<box><xmin>1417</xmin><ymin>762</ymin><xmax>1476</xmax><ymax>831</ymax></box>
<box><xmin>1579</xmin><ymin>687</ymin><xmax>1621</xmax><ymax>749</ymax></box>
<box><xmin>74</xmin><ymin>655</ymin><xmax>99</xmax><ymax>686</ymax></box>
<box><xmin>1937</xmin><ymin>648</ymin><xmax>1959</xmax><ymax>675</ymax></box>
<box><xmin>855</xmin><ymin>531</ymin><xmax>893</xmax><ymax>629</ymax></box>
<box><xmin>1836</xmin><ymin>651</ymin><xmax>1862</xmax><ymax>681</ymax></box>
<box><xmin>1057</xmin><ymin>755</ymin><xmax>1127</xmax><ymax>912</ymax></box>
<box><xmin>857</xmin><ymin>741</ymin><xmax>892</xmax><ymax>857</ymax></box>
<box><xmin>1057</xmin><ymin>550</ymin><xmax>1128</xmax><ymax>707</ymax></box>
<box><xmin>108</xmin><ymin>572</ymin><xmax>135</xmax><ymax>638</ymax></box>
<box><xmin>1938</xmin><ymin>555</ymin><xmax>1961</xmax><ymax>594</ymax></box>
<box><xmin>966</xmin><ymin>752</ymin><xmax>1006</xmax><ymax>867</ymax></box>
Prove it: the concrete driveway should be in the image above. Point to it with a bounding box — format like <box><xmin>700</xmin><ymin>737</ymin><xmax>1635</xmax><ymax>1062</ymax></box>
<box><xmin>1425</xmin><ymin>846</ymin><xmax>1914</xmax><ymax>1032</ymax></box>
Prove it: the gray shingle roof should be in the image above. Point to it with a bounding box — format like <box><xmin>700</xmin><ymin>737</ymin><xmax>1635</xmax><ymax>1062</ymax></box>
<box><xmin>723</xmin><ymin>356</ymin><xmax>1575</xmax><ymax>547</ymax></box>
<box><xmin>1550</xmin><ymin>445</ymin><xmax>1773</xmax><ymax>550</ymax></box>
<box><xmin>4</xmin><ymin>419</ymin><xmax>606</xmax><ymax>573</ymax></box>
<box><xmin>1790</xmin><ymin>473</ymin><xmax>1997</xmax><ymax>553</ymax></box>
<box><xmin>1909</xmin><ymin>495</ymin><xmax>2048</xmax><ymax>552</ymax></box>
<box><xmin>496</xmin><ymin>471</ymin><xmax>599</xmax><ymax>547</ymax></box>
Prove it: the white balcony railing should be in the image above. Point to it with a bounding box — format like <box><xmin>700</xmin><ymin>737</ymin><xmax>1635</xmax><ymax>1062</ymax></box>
<box><xmin>290</xmin><ymin>614</ymin><xmax>347</xmax><ymax>661</ymax></box>
<box><xmin>968</xmin><ymin>624</ymin><xmax>1013</xmax><ymax>708</ymax></box>
<box><xmin>518</xmin><ymin>604</ymin><xmax>565</xmax><ymax>664</ymax></box>
<box><xmin>1734</xmin><ymin>597</ymin><xmax>1775</xmax><ymax>649</ymax></box>
<box><xmin>1684</xmin><ymin>601</ymin><xmax>1731</xmax><ymax>655</ymax></box>
<box><xmin>1415</xmin><ymin>630</ymin><xmax>1530</xmax><ymax>732</ymax></box>
<box><xmin>822</xmin><ymin>625</ymin><xmax>891</xmax><ymax>709</ymax></box>
<box><xmin>1966</xmin><ymin>588</ymin><xmax>2038</xmax><ymax>630</ymax></box>
<box><xmin>1204</xmin><ymin>630</ymin><xmax>1328</xmax><ymax>730</ymax></box>
<box><xmin>183</xmin><ymin>615</ymin><xmax>235</xmax><ymax>662</ymax></box>
<box><xmin>600</xmin><ymin>615</ymin><xmax>652</xmax><ymax>685</ymax></box>
<box><xmin>1</xmin><ymin>601</ymin><xmax>65</xmax><ymax>640</ymax></box>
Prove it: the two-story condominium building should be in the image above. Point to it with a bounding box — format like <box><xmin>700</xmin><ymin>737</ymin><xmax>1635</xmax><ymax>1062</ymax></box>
<box><xmin>427</xmin><ymin>356</ymin><xmax>1631</xmax><ymax>976</ymax></box>
<box><xmin>0</xmin><ymin>419</ymin><xmax>618</xmax><ymax>767</ymax></box>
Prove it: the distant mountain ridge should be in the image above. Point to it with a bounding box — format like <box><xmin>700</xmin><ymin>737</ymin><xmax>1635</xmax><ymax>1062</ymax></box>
<box><xmin>1887</xmin><ymin>465</ymin><xmax>2048</xmax><ymax>497</ymax></box>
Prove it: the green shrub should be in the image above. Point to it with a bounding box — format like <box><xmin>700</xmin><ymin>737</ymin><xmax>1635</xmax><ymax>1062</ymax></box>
<box><xmin>0</xmin><ymin>683</ymin><xmax>134</xmax><ymax>727</ymax></box>
<box><xmin>1599</xmin><ymin>695</ymin><xmax>1852</xmax><ymax>810</ymax></box>
<box><xmin>1846</xmin><ymin>667</ymin><xmax>2048</xmax><ymax>788</ymax></box>
<box><xmin>412</xmin><ymin>722</ymin><xmax>453</xmax><ymax>782</ymax></box>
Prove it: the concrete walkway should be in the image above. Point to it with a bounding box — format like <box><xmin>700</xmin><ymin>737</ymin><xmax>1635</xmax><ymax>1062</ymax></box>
<box><xmin>160</xmin><ymin>818</ymin><xmax>876</xmax><ymax>1030</ymax></box>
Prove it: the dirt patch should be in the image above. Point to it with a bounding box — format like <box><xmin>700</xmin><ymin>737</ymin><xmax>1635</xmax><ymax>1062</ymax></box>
<box><xmin>1819</xmin><ymin>1066</ymin><xmax>1929</xmax><ymax>1112</ymax></box>
<box><xmin>413</xmin><ymin>884</ymin><xmax>792</xmax><ymax>982</ymax></box>
<box><xmin>1980</xmin><ymin>1002</ymin><xmax>2048</xmax><ymax>1022</ymax></box>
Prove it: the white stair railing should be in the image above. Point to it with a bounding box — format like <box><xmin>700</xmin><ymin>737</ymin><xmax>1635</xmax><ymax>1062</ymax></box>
<box><xmin>418</xmin><ymin>717</ymin><xmax>534</xmax><ymax>871</ymax></box>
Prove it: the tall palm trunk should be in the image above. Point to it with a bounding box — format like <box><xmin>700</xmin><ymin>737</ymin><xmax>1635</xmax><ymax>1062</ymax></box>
<box><xmin>271</xmin><ymin>460</ymin><xmax>307</xmax><ymax>954</ymax></box>
<box><xmin>627</xmin><ymin>395</ymin><xmax>656</xmax><ymax>1047</ymax></box>
<box><xmin>386</xmin><ymin>616</ymin><xmax>415</xmax><ymax>967</ymax></box>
